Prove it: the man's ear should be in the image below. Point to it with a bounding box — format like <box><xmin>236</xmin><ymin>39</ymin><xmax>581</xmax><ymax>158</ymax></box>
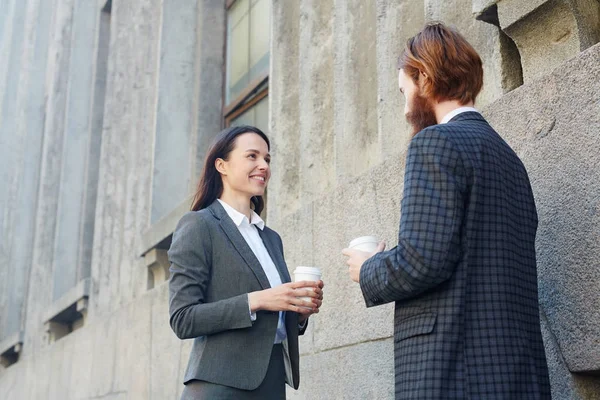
<box><xmin>215</xmin><ymin>158</ymin><xmax>227</xmax><ymax>175</ymax></box>
<box><xmin>417</xmin><ymin>70</ymin><xmax>429</xmax><ymax>91</ymax></box>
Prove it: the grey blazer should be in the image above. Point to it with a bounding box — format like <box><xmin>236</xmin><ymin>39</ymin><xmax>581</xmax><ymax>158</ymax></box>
<box><xmin>168</xmin><ymin>200</ymin><xmax>305</xmax><ymax>390</ymax></box>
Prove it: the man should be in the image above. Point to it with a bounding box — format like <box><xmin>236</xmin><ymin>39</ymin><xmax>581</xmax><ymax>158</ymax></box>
<box><xmin>343</xmin><ymin>23</ymin><xmax>551</xmax><ymax>399</ymax></box>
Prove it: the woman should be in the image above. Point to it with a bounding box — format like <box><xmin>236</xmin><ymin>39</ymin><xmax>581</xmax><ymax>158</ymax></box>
<box><xmin>168</xmin><ymin>125</ymin><xmax>324</xmax><ymax>399</ymax></box>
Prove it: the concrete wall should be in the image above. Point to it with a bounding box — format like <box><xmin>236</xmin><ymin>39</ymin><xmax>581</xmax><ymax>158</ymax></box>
<box><xmin>269</xmin><ymin>0</ymin><xmax>600</xmax><ymax>399</ymax></box>
<box><xmin>1</xmin><ymin>0</ymin><xmax>599</xmax><ymax>399</ymax></box>
<box><xmin>0</xmin><ymin>0</ymin><xmax>224</xmax><ymax>396</ymax></box>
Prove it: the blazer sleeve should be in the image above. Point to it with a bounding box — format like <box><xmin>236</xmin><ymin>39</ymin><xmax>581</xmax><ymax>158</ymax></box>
<box><xmin>168</xmin><ymin>211</ymin><xmax>253</xmax><ymax>339</ymax></box>
<box><xmin>360</xmin><ymin>130</ymin><xmax>467</xmax><ymax>307</ymax></box>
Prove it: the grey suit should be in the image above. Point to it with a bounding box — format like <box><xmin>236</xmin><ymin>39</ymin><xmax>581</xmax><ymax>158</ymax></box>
<box><xmin>168</xmin><ymin>200</ymin><xmax>304</xmax><ymax>393</ymax></box>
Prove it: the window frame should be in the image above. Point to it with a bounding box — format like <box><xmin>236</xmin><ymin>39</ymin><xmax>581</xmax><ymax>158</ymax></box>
<box><xmin>223</xmin><ymin>0</ymin><xmax>270</xmax><ymax>126</ymax></box>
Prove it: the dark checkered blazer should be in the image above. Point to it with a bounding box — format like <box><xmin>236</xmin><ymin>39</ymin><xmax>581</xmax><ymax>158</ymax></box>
<box><xmin>360</xmin><ymin>112</ymin><xmax>551</xmax><ymax>399</ymax></box>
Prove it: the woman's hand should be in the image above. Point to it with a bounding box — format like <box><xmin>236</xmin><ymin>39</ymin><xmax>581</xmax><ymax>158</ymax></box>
<box><xmin>248</xmin><ymin>281</ymin><xmax>323</xmax><ymax>315</ymax></box>
<box><xmin>298</xmin><ymin>280</ymin><xmax>324</xmax><ymax>323</ymax></box>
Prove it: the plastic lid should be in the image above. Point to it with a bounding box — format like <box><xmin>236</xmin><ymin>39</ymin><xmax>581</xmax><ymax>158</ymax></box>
<box><xmin>293</xmin><ymin>266</ymin><xmax>322</xmax><ymax>276</ymax></box>
<box><xmin>348</xmin><ymin>236</ymin><xmax>378</xmax><ymax>248</ymax></box>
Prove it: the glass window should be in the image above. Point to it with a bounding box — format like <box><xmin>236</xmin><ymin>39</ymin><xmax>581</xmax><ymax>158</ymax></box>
<box><xmin>225</xmin><ymin>0</ymin><xmax>271</xmax><ymax>107</ymax></box>
<box><xmin>229</xmin><ymin>96</ymin><xmax>269</xmax><ymax>133</ymax></box>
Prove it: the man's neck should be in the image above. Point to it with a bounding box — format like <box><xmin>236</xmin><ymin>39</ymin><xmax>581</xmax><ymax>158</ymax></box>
<box><xmin>433</xmin><ymin>100</ymin><xmax>475</xmax><ymax>124</ymax></box>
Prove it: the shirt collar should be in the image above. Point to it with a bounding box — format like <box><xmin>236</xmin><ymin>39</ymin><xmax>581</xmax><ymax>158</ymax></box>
<box><xmin>217</xmin><ymin>199</ymin><xmax>265</xmax><ymax>230</ymax></box>
<box><xmin>440</xmin><ymin>106</ymin><xmax>479</xmax><ymax>124</ymax></box>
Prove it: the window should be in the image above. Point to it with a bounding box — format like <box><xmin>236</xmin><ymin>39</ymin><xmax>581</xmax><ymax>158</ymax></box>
<box><xmin>224</xmin><ymin>0</ymin><xmax>271</xmax><ymax>133</ymax></box>
<box><xmin>224</xmin><ymin>0</ymin><xmax>271</xmax><ymax>218</ymax></box>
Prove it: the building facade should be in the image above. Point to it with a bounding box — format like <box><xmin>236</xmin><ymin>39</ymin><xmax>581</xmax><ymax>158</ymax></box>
<box><xmin>0</xmin><ymin>0</ymin><xmax>599</xmax><ymax>398</ymax></box>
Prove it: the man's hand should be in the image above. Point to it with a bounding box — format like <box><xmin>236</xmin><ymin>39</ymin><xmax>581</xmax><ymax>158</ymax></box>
<box><xmin>342</xmin><ymin>242</ymin><xmax>386</xmax><ymax>283</ymax></box>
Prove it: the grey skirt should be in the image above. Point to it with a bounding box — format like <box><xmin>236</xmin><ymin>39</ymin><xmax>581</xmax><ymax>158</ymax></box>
<box><xmin>180</xmin><ymin>344</ymin><xmax>286</xmax><ymax>400</ymax></box>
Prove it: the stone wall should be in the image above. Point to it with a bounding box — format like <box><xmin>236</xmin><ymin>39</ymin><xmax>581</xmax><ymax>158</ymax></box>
<box><xmin>1</xmin><ymin>0</ymin><xmax>599</xmax><ymax>399</ymax></box>
<box><xmin>0</xmin><ymin>0</ymin><xmax>223</xmax><ymax>398</ymax></box>
<box><xmin>270</xmin><ymin>0</ymin><xmax>600</xmax><ymax>398</ymax></box>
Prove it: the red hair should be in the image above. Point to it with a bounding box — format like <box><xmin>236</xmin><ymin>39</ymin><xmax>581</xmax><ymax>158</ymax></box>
<box><xmin>398</xmin><ymin>22</ymin><xmax>483</xmax><ymax>104</ymax></box>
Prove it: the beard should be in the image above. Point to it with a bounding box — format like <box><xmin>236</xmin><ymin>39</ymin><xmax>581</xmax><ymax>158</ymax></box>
<box><xmin>405</xmin><ymin>93</ymin><xmax>438</xmax><ymax>136</ymax></box>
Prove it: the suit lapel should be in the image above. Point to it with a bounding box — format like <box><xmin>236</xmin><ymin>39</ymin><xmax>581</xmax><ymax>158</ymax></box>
<box><xmin>258</xmin><ymin>228</ymin><xmax>291</xmax><ymax>284</ymax></box>
<box><xmin>209</xmin><ymin>202</ymin><xmax>271</xmax><ymax>290</ymax></box>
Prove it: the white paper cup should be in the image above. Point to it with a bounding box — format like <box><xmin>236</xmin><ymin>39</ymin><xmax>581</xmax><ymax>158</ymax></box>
<box><xmin>348</xmin><ymin>236</ymin><xmax>379</xmax><ymax>253</ymax></box>
<box><xmin>293</xmin><ymin>266</ymin><xmax>322</xmax><ymax>305</ymax></box>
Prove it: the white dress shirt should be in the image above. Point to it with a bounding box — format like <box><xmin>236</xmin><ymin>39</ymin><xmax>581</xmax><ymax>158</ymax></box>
<box><xmin>440</xmin><ymin>106</ymin><xmax>479</xmax><ymax>124</ymax></box>
<box><xmin>217</xmin><ymin>199</ymin><xmax>287</xmax><ymax>344</ymax></box>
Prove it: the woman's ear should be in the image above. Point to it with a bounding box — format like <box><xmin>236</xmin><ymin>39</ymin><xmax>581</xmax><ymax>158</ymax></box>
<box><xmin>215</xmin><ymin>158</ymin><xmax>227</xmax><ymax>175</ymax></box>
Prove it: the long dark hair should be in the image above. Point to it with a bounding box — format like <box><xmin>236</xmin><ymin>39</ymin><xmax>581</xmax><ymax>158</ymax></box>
<box><xmin>191</xmin><ymin>125</ymin><xmax>270</xmax><ymax>213</ymax></box>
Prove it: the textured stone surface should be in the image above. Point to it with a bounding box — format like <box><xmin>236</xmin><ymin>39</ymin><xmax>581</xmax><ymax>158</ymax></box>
<box><xmin>287</xmin><ymin>339</ymin><xmax>395</xmax><ymax>400</ymax></box>
<box><xmin>298</xmin><ymin>0</ymin><xmax>336</xmax><ymax>204</ymax></box>
<box><xmin>151</xmin><ymin>0</ymin><xmax>225</xmax><ymax>223</ymax></box>
<box><xmin>482</xmin><ymin>42</ymin><xmax>600</xmax><ymax>392</ymax></box>
<box><xmin>89</xmin><ymin>0</ymin><xmax>161</xmax><ymax>318</ymax></box>
<box><xmin>275</xmin><ymin>154</ymin><xmax>408</xmax><ymax>359</ymax></box>
<box><xmin>1</xmin><ymin>1</ymin><xmax>600</xmax><ymax>398</ymax></box>
<box><xmin>269</xmin><ymin>0</ymin><xmax>302</xmax><ymax>223</ymax></box>
<box><xmin>333</xmin><ymin>0</ymin><xmax>380</xmax><ymax>180</ymax></box>
<box><xmin>376</xmin><ymin>0</ymin><xmax>425</xmax><ymax>160</ymax></box>
<box><xmin>51</xmin><ymin>0</ymin><xmax>100</xmax><ymax>301</ymax></box>
<box><xmin>0</xmin><ymin>0</ymin><xmax>53</xmax><ymax>347</ymax></box>
<box><xmin>498</xmin><ymin>0</ymin><xmax>600</xmax><ymax>83</ymax></box>
<box><xmin>540</xmin><ymin>311</ymin><xmax>600</xmax><ymax>400</ymax></box>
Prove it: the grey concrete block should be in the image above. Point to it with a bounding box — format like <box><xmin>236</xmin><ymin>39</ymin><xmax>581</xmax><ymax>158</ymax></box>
<box><xmin>287</xmin><ymin>339</ymin><xmax>395</xmax><ymax>400</ymax></box>
<box><xmin>89</xmin><ymin>0</ymin><xmax>161</xmax><ymax>318</ymax></box>
<box><xmin>333</xmin><ymin>0</ymin><xmax>380</xmax><ymax>180</ymax></box>
<box><xmin>306</xmin><ymin>173</ymin><xmax>395</xmax><ymax>351</ymax></box>
<box><xmin>51</xmin><ymin>0</ymin><xmax>100</xmax><ymax>301</ymax></box>
<box><xmin>149</xmin><ymin>283</ymin><xmax>181</xmax><ymax>400</ymax></box>
<box><xmin>88</xmin><ymin>311</ymin><xmax>119</xmax><ymax>397</ymax></box>
<box><xmin>0</xmin><ymin>358</ymin><xmax>24</xmax><ymax>399</ymax></box>
<box><xmin>193</xmin><ymin>0</ymin><xmax>226</xmax><ymax>180</ymax></box>
<box><xmin>151</xmin><ymin>0</ymin><xmax>198</xmax><ymax>223</ymax></box>
<box><xmin>540</xmin><ymin>311</ymin><xmax>600</xmax><ymax>399</ymax></box>
<box><xmin>47</xmin><ymin>339</ymin><xmax>73</xmax><ymax>400</ymax></box>
<box><xmin>269</xmin><ymin>0</ymin><xmax>302</xmax><ymax>224</ymax></box>
<box><xmin>298</xmin><ymin>0</ymin><xmax>336</xmax><ymax>204</ymax></box>
<box><xmin>483</xmin><ymin>43</ymin><xmax>600</xmax><ymax>374</ymax></box>
<box><xmin>116</xmin><ymin>298</ymin><xmax>152</xmax><ymax>400</ymax></box>
<box><xmin>498</xmin><ymin>0</ymin><xmax>600</xmax><ymax>83</ymax></box>
<box><xmin>146</xmin><ymin>248</ymin><xmax>170</xmax><ymax>289</ymax></box>
<box><xmin>376</xmin><ymin>0</ymin><xmax>424</xmax><ymax>160</ymax></box>
<box><xmin>23</xmin><ymin>0</ymin><xmax>78</xmax><ymax>360</ymax></box>
<box><xmin>68</xmin><ymin>326</ymin><xmax>96</xmax><ymax>400</ymax></box>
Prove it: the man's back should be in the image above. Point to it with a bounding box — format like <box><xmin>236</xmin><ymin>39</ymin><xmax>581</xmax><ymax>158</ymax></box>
<box><xmin>360</xmin><ymin>112</ymin><xmax>551</xmax><ymax>399</ymax></box>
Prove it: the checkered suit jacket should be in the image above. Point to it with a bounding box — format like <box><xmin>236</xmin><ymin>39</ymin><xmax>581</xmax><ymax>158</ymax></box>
<box><xmin>360</xmin><ymin>112</ymin><xmax>551</xmax><ymax>399</ymax></box>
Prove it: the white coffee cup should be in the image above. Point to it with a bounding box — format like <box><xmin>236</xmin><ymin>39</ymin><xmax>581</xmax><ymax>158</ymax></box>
<box><xmin>293</xmin><ymin>266</ymin><xmax>322</xmax><ymax>304</ymax></box>
<box><xmin>348</xmin><ymin>236</ymin><xmax>379</xmax><ymax>253</ymax></box>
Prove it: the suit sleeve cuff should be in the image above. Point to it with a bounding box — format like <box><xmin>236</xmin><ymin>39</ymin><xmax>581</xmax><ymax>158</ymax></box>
<box><xmin>248</xmin><ymin>294</ymin><xmax>257</xmax><ymax>321</ymax></box>
<box><xmin>360</xmin><ymin>254</ymin><xmax>384</xmax><ymax>307</ymax></box>
<box><xmin>298</xmin><ymin>318</ymin><xmax>308</xmax><ymax>329</ymax></box>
